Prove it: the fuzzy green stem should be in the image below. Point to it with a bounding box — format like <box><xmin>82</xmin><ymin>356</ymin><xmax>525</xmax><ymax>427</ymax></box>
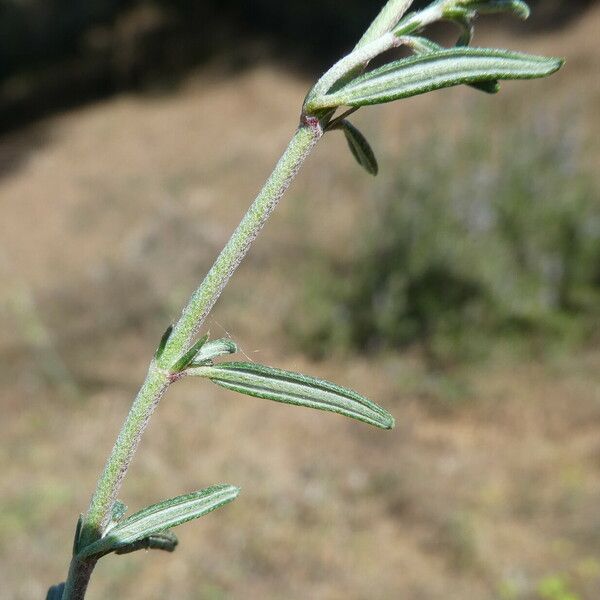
<box><xmin>393</xmin><ymin>0</ymin><xmax>447</xmax><ymax>35</ymax></box>
<box><xmin>61</xmin><ymin>558</ymin><xmax>97</xmax><ymax>600</ymax></box>
<box><xmin>356</xmin><ymin>0</ymin><xmax>415</xmax><ymax>48</ymax></box>
<box><xmin>56</xmin><ymin>2</ymin><xmax>460</xmax><ymax>598</ymax></box>
<box><xmin>305</xmin><ymin>0</ymin><xmax>414</xmax><ymax>108</ymax></box>
<box><xmin>306</xmin><ymin>33</ymin><xmax>399</xmax><ymax>107</ymax></box>
<box><xmin>158</xmin><ymin>120</ymin><xmax>323</xmax><ymax>367</ymax></box>
<box><xmin>61</xmin><ymin>367</ymin><xmax>169</xmax><ymax>600</ymax></box>
<box><xmin>90</xmin><ymin>121</ymin><xmax>321</xmax><ymax>532</ymax></box>
<box><xmin>84</xmin><ymin>366</ymin><xmax>171</xmax><ymax>535</ymax></box>
<box><xmin>60</xmin><ymin>119</ymin><xmax>323</xmax><ymax>600</ymax></box>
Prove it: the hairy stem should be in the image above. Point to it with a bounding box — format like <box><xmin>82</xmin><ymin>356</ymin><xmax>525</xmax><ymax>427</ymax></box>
<box><xmin>84</xmin><ymin>367</ymin><xmax>171</xmax><ymax>537</ymax></box>
<box><xmin>61</xmin><ymin>558</ymin><xmax>97</xmax><ymax>600</ymax></box>
<box><xmin>158</xmin><ymin>119</ymin><xmax>323</xmax><ymax>366</ymax></box>
<box><xmin>356</xmin><ymin>0</ymin><xmax>414</xmax><ymax>48</ymax></box>
<box><xmin>305</xmin><ymin>0</ymin><xmax>415</xmax><ymax>108</ymax></box>
<box><xmin>306</xmin><ymin>33</ymin><xmax>399</xmax><ymax>106</ymax></box>
<box><xmin>57</xmin><ymin>1</ymin><xmax>462</xmax><ymax>597</ymax></box>
<box><xmin>60</xmin><ymin>118</ymin><xmax>323</xmax><ymax>600</ymax></box>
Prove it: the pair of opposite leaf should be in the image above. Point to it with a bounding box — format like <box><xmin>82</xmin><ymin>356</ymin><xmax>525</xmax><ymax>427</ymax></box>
<box><xmin>158</xmin><ymin>330</ymin><xmax>395</xmax><ymax>430</ymax></box>
<box><xmin>319</xmin><ymin>0</ymin><xmax>563</xmax><ymax>176</ymax></box>
<box><xmin>68</xmin><ymin>331</ymin><xmax>394</xmax><ymax>570</ymax></box>
<box><xmin>73</xmin><ymin>486</ymin><xmax>239</xmax><ymax>561</ymax></box>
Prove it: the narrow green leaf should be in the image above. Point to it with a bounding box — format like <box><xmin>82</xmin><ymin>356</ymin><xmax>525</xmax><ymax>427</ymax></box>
<box><xmin>404</xmin><ymin>36</ymin><xmax>500</xmax><ymax>94</ymax></box>
<box><xmin>46</xmin><ymin>583</ymin><xmax>65</xmax><ymax>600</ymax></box>
<box><xmin>115</xmin><ymin>531</ymin><xmax>179</xmax><ymax>555</ymax></box>
<box><xmin>172</xmin><ymin>334</ymin><xmax>209</xmax><ymax>372</ymax></box>
<box><xmin>192</xmin><ymin>362</ymin><xmax>395</xmax><ymax>430</ymax></box>
<box><xmin>339</xmin><ymin>120</ymin><xmax>379</xmax><ymax>176</ymax></box>
<box><xmin>78</xmin><ymin>484</ymin><xmax>239</xmax><ymax>559</ymax></box>
<box><xmin>191</xmin><ymin>338</ymin><xmax>238</xmax><ymax>366</ymax></box>
<box><xmin>155</xmin><ymin>325</ymin><xmax>173</xmax><ymax>360</ymax></box>
<box><xmin>307</xmin><ymin>48</ymin><xmax>563</xmax><ymax>110</ymax></box>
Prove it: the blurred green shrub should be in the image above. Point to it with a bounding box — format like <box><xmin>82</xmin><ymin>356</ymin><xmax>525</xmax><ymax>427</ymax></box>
<box><xmin>293</xmin><ymin>112</ymin><xmax>599</xmax><ymax>364</ymax></box>
<box><xmin>538</xmin><ymin>575</ymin><xmax>581</xmax><ymax>600</ymax></box>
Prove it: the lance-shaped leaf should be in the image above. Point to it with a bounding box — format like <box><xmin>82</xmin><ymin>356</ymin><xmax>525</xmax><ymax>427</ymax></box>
<box><xmin>77</xmin><ymin>484</ymin><xmax>239</xmax><ymax>559</ymax></box>
<box><xmin>403</xmin><ymin>36</ymin><xmax>499</xmax><ymax>93</ymax></box>
<box><xmin>306</xmin><ymin>48</ymin><xmax>563</xmax><ymax>110</ymax></box>
<box><xmin>190</xmin><ymin>362</ymin><xmax>394</xmax><ymax>429</ymax></box>
<box><xmin>339</xmin><ymin>120</ymin><xmax>379</xmax><ymax>176</ymax></box>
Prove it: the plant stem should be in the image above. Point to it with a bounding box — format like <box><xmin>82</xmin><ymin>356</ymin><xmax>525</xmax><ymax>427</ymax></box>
<box><xmin>158</xmin><ymin>118</ymin><xmax>323</xmax><ymax>367</ymax></box>
<box><xmin>305</xmin><ymin>33</ymin><xmax>398</xmax><ymax>107</ymax></box>
<box><xmin>84</xmin><ymin>367</ymin><xmax>171</xmax><ymax>536</ymax></box>
<box><xmin>305</xmin><ymin>0</ymin><xmax>415</xmax><ymax>108</ymax></box>
<box><xmin>356</xmin><ymin>0</ymin><xmax>414</xmax><ymax>48</ymax></box>
<box><xmin>60</xmin><ymin>118</ymin><xmax>323</xmax><ymax>600</ymax></box>
<box><xmin>61</xmin><ymin>558</ymin><xmax>97</xmax><ymax>600</ymax></box>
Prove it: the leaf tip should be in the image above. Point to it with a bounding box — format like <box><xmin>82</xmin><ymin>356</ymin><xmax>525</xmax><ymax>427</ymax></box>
<box><xmin>513</xmin><ymin>1</ymin><xmax>531</xmax><ymax>20</ymax></box>
<box><xmin>155</xmin><ymin>324</ymin><xmax>174</xmax><ymax>360</ymax></box>
<box><xmin>214</xmin><ymin>482</ymin><xmax>241</xmax><ymax>501</ymax></box>
<box><xmin>190</xmin><ymin>338</ymin><xmax>239</xmax><ymax>366</ymax></box>
<box><xmin>542</xmin><ymin>56</ymin><xmax>565</xmax><ymax>78</ymax></box>
<box><xmin>341</xmin><ymin>120</ymin><xmax>379</xmax><ymax>176</ymax></box>
<box><xmin>380</xmin><ymin>412</ymin><xmax>395</xmax><ymax>430</ymax></box>
<box><xmin>72</xmin><ymin>514</ymin><xmax>83</xmax><ymax>556</ymax></box>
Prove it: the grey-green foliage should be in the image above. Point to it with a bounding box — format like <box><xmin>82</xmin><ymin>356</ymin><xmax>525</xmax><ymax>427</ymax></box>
<box><xmin>52</xmin><ymin>2</ymin><xmax>563</xmax><ymax>598</ymax></box>
<box><xmin>78</xmin><ymin>485</ymin><xmax>239</xmax><ymax>559</ymax></box>
<box><xmin>190</xmin><ymin>361</ymin><xmax>394</xmax><ymax>429</ymax></box>
<box><xmin>293</xmin><ymin>115</ymin><xmax>598</xmax><ymax>363</ymax></box>
<box><xmin>339</xmin><ymin>120</ymin><xmax>379</xmax><ymax>176</ymax></box>
<box><xmin>308</xmin><ymin>48</ymin><xmax>561</xmax><ymax>110</ymax></box>
<box><xmin>307</xmin><ymin>0</ymin><xmax>562</xmax><ymax>177</ymax></box>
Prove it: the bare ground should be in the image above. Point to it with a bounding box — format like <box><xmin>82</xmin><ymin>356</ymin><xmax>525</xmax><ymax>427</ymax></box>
<box><xmin>1</xmin><ymin>8</ymin><xmax>599</xmax><ymax>600</ymax></box>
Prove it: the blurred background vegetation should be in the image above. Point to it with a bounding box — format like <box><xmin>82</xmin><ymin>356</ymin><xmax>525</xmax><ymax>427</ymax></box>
<box><xmin>0</xmin><ymin>0</ymin><xmax>595</xmax><ymax>130</ymax></box>
<box><xmin>292</xmin><ymin>111</ymin><xmax>599</xmax><ymax>367</ymax></box>
<box><xmin>1</xmin><ymin>2</ymin><xmax>599</xmax><ymax>599</ymax></box>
